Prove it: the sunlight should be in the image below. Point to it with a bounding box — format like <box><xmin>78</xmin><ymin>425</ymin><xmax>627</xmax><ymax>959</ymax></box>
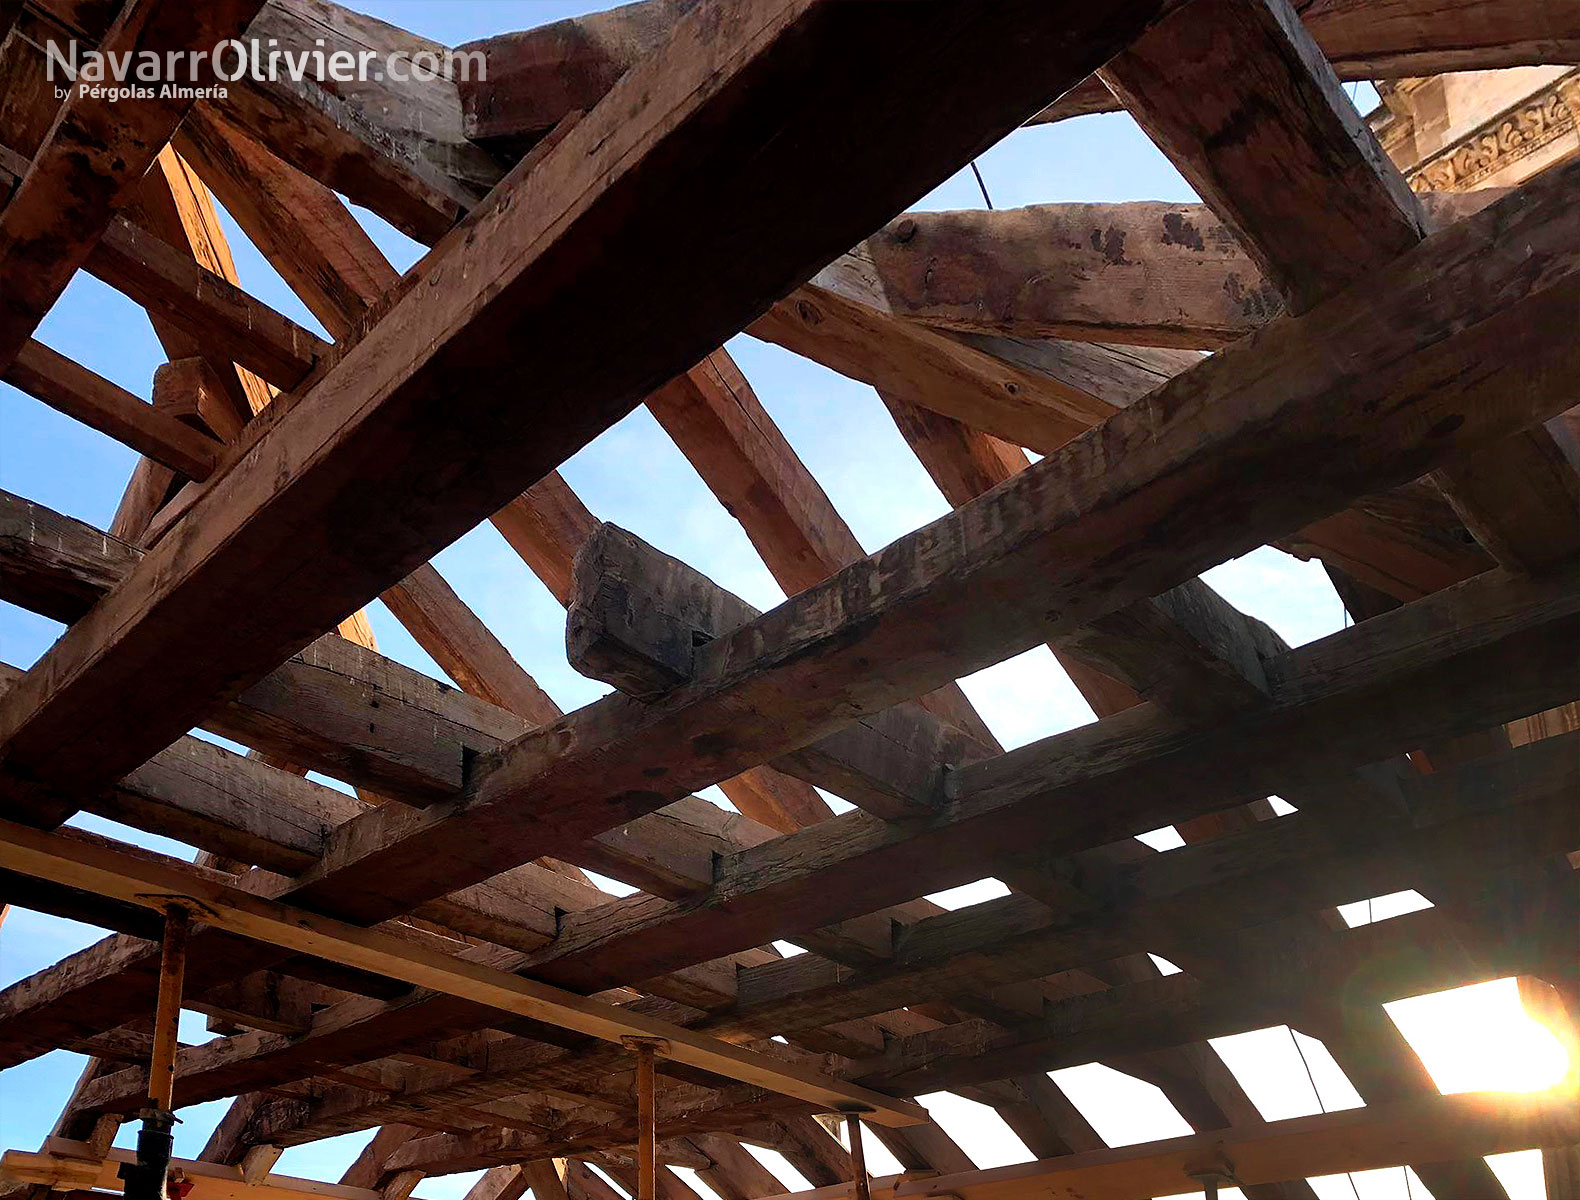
<box><xmin>1386</xmin><ymin>978</ymin><xmax>1572</xmax><ymax>1094</ymax></box>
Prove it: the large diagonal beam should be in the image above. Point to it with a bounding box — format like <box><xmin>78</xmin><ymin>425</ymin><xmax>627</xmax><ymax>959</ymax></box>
<box><xmin>0</xmin><ymin>0</ymin><xmax>1173</xmax><ymax>813</ymax></box>
<box><xmin>244</xmin><ymin>164</ymin><xmax>1580</xmax><ymax>923</ymax></box>
<box><xmin>0</xmin><ymin>0</ymin><xmax>267</xmax><ymax>368</ymax></box>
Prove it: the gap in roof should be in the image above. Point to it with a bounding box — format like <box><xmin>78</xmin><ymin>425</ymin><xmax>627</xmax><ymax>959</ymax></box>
<box><xmin>741</xmin><ymin>1144</ymin><xmax>813</xmax><ymax>1193</ymax></box>
<box><xmin>925</xmin><ymin>878</ymin><xmax>1010</xmax><ymax>911</ymax></box>
<box><xmin>1209</xmin><ymin>1026</ymin><xmax>1363</xmax><ymax>1122</ymax></box>
<box><xmin>1308</xmin><ymin>1167</ymin><xmax>1429</xmax><ymax>1200</ymax></box>
<box><xmin>1386</xmin><ymin>978</ymin><xmax>1572</xmax><ymax>1095</ymax></box>
<box><xmin>827</xmin><ymin>1118</ymin><xmax>905</xmax><ymax>1177</ymax></box>
<box><xmin>1337</xmin><ymin>890</ymin><xmax>1433</xmax><ymax>927</ymax></box>
<box><xmin>915</xmin><ymin>1092</ymin><xmax>1032</xmax><ymax>1168</ymax></box>
<box><xmin>413</xmin><ymin>1170</ymin><xmax>488</xmax><ymax>1200</ymax></box>
<box><xmin>1201</xmin><ymin>545</ymin><xmax>1350</xmax><ymax>649</ymax></box>
<box><xmin>1047</xmin><ymin>1063</ymin><xmax>1193</xmax><ymax>1148</ymax></box>
<box><xmin>1135</xmin><ymin>826</ymin><xmax>1186</xmax><ymax>852</ymax></box>
<box><xmin>272</xmin><ymin>1128</ymin><xmax>380</xmax><ymax>1187</ymax></box>
<box><xmin>955</xmin><ymin>645</ymin><xmax>1099</xmax><ymax>749</ymax></box>
<box><xmin>559</xmin><ymin>403</ymin><xmax>787</xmax><ymax>616</ymax></box>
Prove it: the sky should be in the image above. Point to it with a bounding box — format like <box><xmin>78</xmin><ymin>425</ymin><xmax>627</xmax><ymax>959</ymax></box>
<box><xmin>0</xmin><ymin>5</ymin><xmax>1568</xmax><ymax>1199</ymax></box>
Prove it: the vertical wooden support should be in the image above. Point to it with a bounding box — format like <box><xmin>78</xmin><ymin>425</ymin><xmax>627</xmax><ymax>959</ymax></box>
<box><xmin>148</xmin><ymin>904</ymin><xmax>190</xmax><ymax>1112</ymax></box>
<box><xmin>841</xmin><ymin>1109</ymin><xmax>873</xmax><ymax>1200</ymax></box>
<box><xmin>623</xmin><ymin>1037</ymin><xmax>667</xmax><ymax>1200</ymax></box>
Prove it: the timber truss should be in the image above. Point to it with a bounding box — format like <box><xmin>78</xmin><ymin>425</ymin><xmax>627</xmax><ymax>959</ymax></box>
<box><xmin>0</xmin><ymin>1</ymin><xmax>1578</xmax><ymax>1199</ymax></box>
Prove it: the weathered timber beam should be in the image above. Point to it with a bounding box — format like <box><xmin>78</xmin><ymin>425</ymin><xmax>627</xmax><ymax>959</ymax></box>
<box><xmin>27</xmin><ymin>0</ymin><xmax>496</xmax><ymax>245</ymax></box>
<box><xmin>0</xmin><ymin>154</ymin><xmax>332</xmax><ymax>393</ymax></box>
<box><xmin>0</xmin><ymin>0</ymin><xmax>1179</xmax><ymax>815</ymax></box>
<box><xmin>264</xmin><ymin>169</ymin><xmax>1580</xmax><ymax>924</ymax></box>
<box><xmin>515</xmin><ymin>557</ymin><xmax>1580</xmax><ymax>1001</ymax></box>
<box><xmin>460</xmin><ymin>0</ymin><xmax>1580</xmax><ymax>146</ymax></box>
<box><xmin>0</xmin><ymin>0</ymin><xmax>267</xmax><ymax>369</ymax></box>
<box><xmin>0</xmin><ymin>488</ymin><xmax>774</xmax><ymax>899</ymax></box>
<box><xmin>746</xmin><ymin>282</ymin><xmax>1189</xmax><ymax>455</ymax></box>
<box><xmin>720</xmin><ymin>730</ymin><xmax>1579</xmax><ymax>1038</ymax></box>
<box><xmin>266</xmin><ymin>892</ymin><xmax>1569</xmax><ymax>1173</ymax></box>
<box><xmin>1103</xmin><ymin>0</ymin><xmax>1580</xmax><ymax>586</ymax></box>
<box><xmin>830</xmin><ymin>202</ymin><xmax>1278</xmax><ymax>350</ymax></box>
<box><xmin>742</xmin><ymin>1089</ymin><xmax>1580</xmax><ymax>1200</ymax></box>
<box><xmin>1</xmin><ymin>339</ymin><xmax>221</xmax><ymax>479</ymax></box>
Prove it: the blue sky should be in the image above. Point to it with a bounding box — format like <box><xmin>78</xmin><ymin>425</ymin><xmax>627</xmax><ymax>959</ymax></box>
<box><xmin>8</xmin><ymin>8</ymin><xmax>1553</xmax><ymax>1200</ymax></box>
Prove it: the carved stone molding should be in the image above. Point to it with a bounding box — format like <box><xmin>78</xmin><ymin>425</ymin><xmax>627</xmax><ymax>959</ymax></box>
<box><xmin>1409</xmin><ymin>74</ymin><xmax>1578</xmax><ymax>192</ymax></box>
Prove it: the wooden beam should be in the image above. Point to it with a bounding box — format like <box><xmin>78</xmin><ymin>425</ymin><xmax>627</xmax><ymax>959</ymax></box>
<box><xmin>745</xmin><ymin>1089</ymin><xmax>1580</xmax><ymax>1200</ymax></box>
<box><xmin>68</xmin><ymin>560</ymin><xmax>1578</xmax><ymax>1126</ymax></box>
<box><xmin>0</xmin><ymin>1144</ymin><xmax>381</xmax><ymax>1200</ymax></box>
<box><xmin>0</xmin><ymin>0</ymin><xmax>267</xmax><ymax>369</ymax></box>
<box><xmin>382</xmin><ymin>563</ymin><xmax>561</xmax><ymax>728</ymax></box>
<box><xmin>0</xmin><ymin>814</ymin><xmax>927</xmax><ymax>1126</ymax></box>
<box><xmin>462</xmin><ymin>0</ymin><xmax>1580</xmax><ymax>147</ymax></box>
<box><xmin>1103</xmin><ymin>0</ymin><xmax>1580</xmax><ymax>583</ymax></box>
<box><xmin>2</xmin><ymin>339</ymin><xmax>221</xmax><ymax>479</ymax></box>
<box><xmin>832</xmin><ymin>203</ymin><xmax>1276</xmax><ymax>350</ymax></box>
<box><xmin>0</xmin><ymin>0</ymin><xmax>1177</xmax><ymax>808</ymax></box>
<box><xmin>255</xmin><ymin>169</ymin><xmax>1580</xmax><ymax>921</ymax></box>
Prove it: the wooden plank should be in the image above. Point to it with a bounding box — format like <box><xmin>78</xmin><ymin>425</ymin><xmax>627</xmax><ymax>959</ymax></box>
<box><xmin>2</xmin><ymin>339</ymin><xmax>221</xmax><ymax>479</ymax></box>
<box><xmin>1100</xmin><ymin>0</ymin><xmax>1424</xmax><ymax>316</ymax></box>
<box><xmin>84</xmin><ymin>210</ymin><xmax>328</xmax><ymax>391</ymax></box>
<box><xmin>0</xmin><ymin>0</ymin><xmax>1176</xmax><ymax>809</ymax></box>
<box><xmin>744</xmin><ymin>1090</ymin><xmax>1580</xmax><ymax>1200</ymax></box>
<box><xmin>748</xmin><ymin>284</ymin><xmax>1155</xmax><ymax>454</ymax></box>
<box><xmin>0</xmin><ymin>0</ymin><xmax>267</xmax><ymax>369</ymax></box>
<box><xmin>0</xmin><ymin>816</ymin><xmax>928</xmax><ymax>1126</ymax></box>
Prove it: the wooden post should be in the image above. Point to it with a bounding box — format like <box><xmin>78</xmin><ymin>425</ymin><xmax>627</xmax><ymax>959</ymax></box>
<box><xmin>622</xmin><ymin>1036</ymin><xmax>667</xmax><ymax>1200</ymax></box>
<box><xmin>148</xmin><ymin>904</ymin><xmax>191</xmax><ymax>1113</ymax></box>
<box><xmin>841</xmin><ymin>1108</ymin><xmax>874</xmax><ymax>1200</ymax></box>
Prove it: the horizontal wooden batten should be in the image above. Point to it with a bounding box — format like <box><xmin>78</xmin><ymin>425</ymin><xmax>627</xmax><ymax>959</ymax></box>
<box><xmin>0</xmin><ymin>816</ymin><xmax>926</xmax><ymax>1126</ymax></box>
<box><xmin>749</xmin><ymin>1089</ymin><xmax>1580</xmax><ymax>1200</ymax></box>
<box><xmin>0</xmin><ymin>1143</ymin><xmax>381</xmax><ymax>1200</ymax></box>
<box><xmin>2</xmin><ymin>340</ymin><xmax>221</xmax><ymax>480</ymax></box>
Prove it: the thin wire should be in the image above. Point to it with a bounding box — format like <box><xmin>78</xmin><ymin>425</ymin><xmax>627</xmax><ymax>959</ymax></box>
<box><xmin>969</xmin><ymin>160</ymin><xmax>994</xmax><ymax>209</ymax></box>
<box><xmin>1287</xmin><ymin>1027</ymin><xmax>1363</xmax><ymax>1200</ymax></box>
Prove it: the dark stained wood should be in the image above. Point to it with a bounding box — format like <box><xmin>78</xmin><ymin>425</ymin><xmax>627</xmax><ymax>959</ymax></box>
<box><xmin>0</xmin><ymin>491</ymin><xmax>140</xmax><ymax>624</ymax></box>
<box><xmin>0</xmin><ymin>0</ymin><xmax>268</xmax><ymax>369</ymax></box>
